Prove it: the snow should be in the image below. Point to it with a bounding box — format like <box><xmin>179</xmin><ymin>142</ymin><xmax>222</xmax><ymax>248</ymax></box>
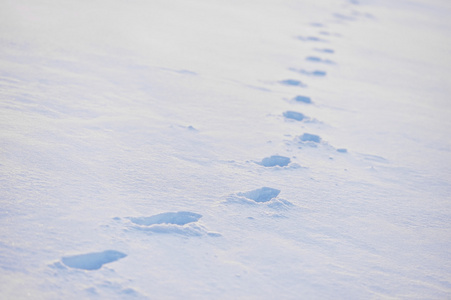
<box><xmin>60</xmin><ymin>251</ymin><xmax>127</xmax><ymax>271</ymax></box>
<box><xmin>1</xmin><ymin>0</ymin><xmax>451</xmax><ymax>298</ymax></box>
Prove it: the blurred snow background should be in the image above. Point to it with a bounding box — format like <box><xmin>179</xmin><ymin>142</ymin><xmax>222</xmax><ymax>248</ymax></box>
<box><xmin>1</xmin><ymin>0</ymin><xmax>451</xmax><ymax>298</ymax></box>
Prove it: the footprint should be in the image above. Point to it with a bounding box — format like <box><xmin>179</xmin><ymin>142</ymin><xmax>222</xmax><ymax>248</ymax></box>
<box><xmin>126</xmin><ymin>212</ymin><xmax>219</xmax><ymax>237</ymax></box>
<box><xmin>314</xmin><ymin>48</ymin><xmax>335</xmax><ymax>54</ymax></box>
<box><xmin>297</xmin><ymin>36</ymin><xmax>327</xmax><ymax>42</ymax></box>
<box><xmin>305</xmin><ymin>56</ymin><xmax>335</xmax><ymax>64</ymax></box>
<box><xmin>283</xmin><ymin>111</ymin><xmax>306</xmax><ymax>121</ymax></box>
<box><xmin>238</xmin><ymin>187</ymin><xmax>281</xmax><ymax>203</ymax></box>
<box><xmin>227</xmin><ymin>188</ymin><xmax>294</xmax><ymax>209</ymax></box>
<box><xmin>307</xmin><ymin>70</ymin><xmax>327</xmax><ymax>77</ymax></box>
<box><xmin>299</xmin><ymin>133</ymin><xmax>321</xmax><ymax>143</ymax></box>
<box><xmin>61</xmin><ymin>250</ymin><xmax>127</xmax><ymax>271</ymax></box>
<box><xmin>292</xmin><ymin>95</ymin><xmax>312</xmax><ymax>104</ymax></box>
<box><xmin>279</xmin><ymin>79</ymin><xmax>306</xmax><ymax>87</ymax></box>
<box><xmin>337</xmin><ymin>148</ymin><xmax>348</xmax><ymax>153</ymax></box>
<box><xmin>258</xmin><ymin>155</ymin><xmax>291</xmax><ymax>167</ymax></box>
<box><xmin>128</xmin><ymin>211</ymin><xmax>201</xmax><ymax>226</ymax></box>
<box><xmin>290</xmin><ymin>68</ymin><xmax>326</xmax><ymax>77</ymax></box>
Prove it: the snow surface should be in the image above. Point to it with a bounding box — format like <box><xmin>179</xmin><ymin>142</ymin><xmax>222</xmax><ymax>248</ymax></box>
<box><xmin>1</xmin><ymin>0</ymin><xmax>451</xmax><ymax>298</ymax></box>
<box><xmin>61</xmin><ymin>250</ymin><xmax>127</xmax><ymax>271</ymax></box>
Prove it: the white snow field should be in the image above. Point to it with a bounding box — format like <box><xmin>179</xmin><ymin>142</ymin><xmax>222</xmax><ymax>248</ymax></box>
<box><xmin>1</xmin><ymin>0</ymin><xmax>451</xmax><ymax>298</ymax></box>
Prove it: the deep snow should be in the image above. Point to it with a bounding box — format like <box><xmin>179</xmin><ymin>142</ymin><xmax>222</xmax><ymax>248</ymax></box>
<box><xmin>1</xmin><ymin>0</ymin><xmax>451</xmax><ymax>299</ymax></box>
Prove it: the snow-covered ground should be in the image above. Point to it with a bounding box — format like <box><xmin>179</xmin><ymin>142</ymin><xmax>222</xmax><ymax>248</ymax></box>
<box><xmin>1</xmin><ymin>0</ymin><xmax>451</xmax><ymax>298</ymax></box>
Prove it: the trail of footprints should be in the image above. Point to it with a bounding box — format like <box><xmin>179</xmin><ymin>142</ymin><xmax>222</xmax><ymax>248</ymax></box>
<box><xmin>52</xmin><ymin>4</ymin><xmax>372</xmax><ymax>277</ymax></box>
<box><xmin>52</xmin><ymin>211</ymin><xmax>220</xmax><ymax>271</ymax></box>
<box><xmin>277</xmin><ymin>11</ymin><xmax>366</xmax><ymax>159</ymax></box>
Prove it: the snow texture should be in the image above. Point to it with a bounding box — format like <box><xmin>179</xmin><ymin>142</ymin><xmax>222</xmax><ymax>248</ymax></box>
<box><xmin>238</xmin><ymin>187</ymin><xmax>281</xmax><ymax>203</ymax></box>
<box><xmin>1</xmin><ymin>0</ymin><xmax>451</xmax><ymax>298</ymax></box>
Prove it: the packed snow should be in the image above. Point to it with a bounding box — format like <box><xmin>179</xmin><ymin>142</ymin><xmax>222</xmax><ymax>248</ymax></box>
<box><xmin>1</xmin><ymin>0</ymin><xmax>451</xmax><ymax>298</ymax></box>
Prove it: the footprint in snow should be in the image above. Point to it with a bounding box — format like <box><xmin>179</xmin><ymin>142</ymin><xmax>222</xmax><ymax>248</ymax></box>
<box><xmin>286</xmin><ymin>133</ymin><xmax>323</xmax><ymax>148</ymax></box>
<box><xmin>290</xmin><ymin>68</ymin><xmax>326</xmax><ymax>77</ymax></box>
<box><xmin>128</xmin><ymin>211</ymin><xmax>201</xmax><ymax>226</ymax></box>
<box><xmin>239</xmin><ymin>187</ymin><xmax>280</xmax><ymax>203</ymax></box>
<box><xmin>227</xmin><ymin>187</ymin><xmax>293</xmax><ymax>209</ymax></box>
<box><xmin>125</xmin><ymin>211</ymin><xmax>220</xmax><ymax>237</ymax></box>
<box><xmin>283</xmin><ymin>111</ymin><xmax>306</xmax><ymax>121</ymax></box>
<box><xmin>305</xmin><ymin>56</ymin><xmax>335</xmax><ymax>64</ymax></box>
<box><xmin>59</xmin><ymin>250</ymin><xmax>127</xmax><ymax>271</ymax></box>
<box><xmin>279</xmin><ymin>79</ymin><xmax>307</xmax><ymax>87</ymax></box>
<box><xmin>257</xmin><ymin>155</ymin><xmax>291</xmax><ymax>167</ymax></box>
<box><xmin>299</xmin><ymin>133</ymin><xmax>322</xmax><ymax>143</ymax></box>
<box><xmin>314</xmin><ymin>48</ymin><xmax>335</xmax><ymax>54</ymax></box>
<box><xmin>287</xmin><ymin>133</ymin><xmax>348</xmax><ymax>154</ymax></box>
<box><xmin>297</xmin><ymin>36</ymin><xmax>327</xmax><ymax>42</ymax></box>
<box><xmin>292</xmin><ymin>95</ymin><xmax>312</xmax><ymax>104</ymax></box>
